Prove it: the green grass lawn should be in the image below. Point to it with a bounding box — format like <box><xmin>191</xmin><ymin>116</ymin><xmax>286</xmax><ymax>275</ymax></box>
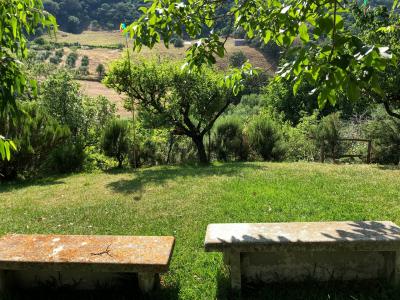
<box><xmin>1</xmin><ymin>162</ymin><xmax>400</xmax><ymax>299</ymax></box>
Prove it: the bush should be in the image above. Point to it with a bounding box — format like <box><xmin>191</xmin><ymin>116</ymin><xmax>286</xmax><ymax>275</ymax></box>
<box><xmin>316</xmin><ymin>112</ymin><xmax>343</xmax><ymax>160</ymax></box>
<box><xmin>214</xmin><ymin>117</ymin><xmax>249</xmax><ymax>161</ymax></box>
<box><xmin>101</xmin><ymin>119</ymin><xmax>130</xmax><ymax>168</ymax></box>
<box><xmin>49</xmin><ymin>55</ymin><xmax>61</xmax><ymax>64</ymax></box>
<box><xmin>50</xmin><ymin>140</ymin><xmax>86</xmax><ymax>173</ymax></box>
<box><xmin>229</xmin><ymin>51</ymin><xmax>247</xmax><ymax>67</ymax></box>
<box><xmin>66</xmin><ymin>52</ymin><xmax>78</xmax><ymax>68</ymax></box>
<box><xmin>34</xmin><ymin>37</ymin><xmax>46</xmax><ymax>45</ymax></box>
<box><xmin>173</xmin><ymin>37</ymin><xmax>184</xmax><ymax>48</ymax></box>
<box><xmin>96</xmin><ymin>63</ymin><xmax>105</xmax><ymax>78</ymax></box>
<box><xmin>0</xmin><ymin>102</ymin><xmax>70</xmax><ymax>180</ymax></box>
<box><xmin>365</xmin><ymin>108</ymin><xmax>400</xmax><ymax>164</ymax></box>
<box><xmin>36</xmin><ymin>50</ymin><xmax>52</xmax><ymax>61</ymax></box>
<box><xmin>81</xmin><ymin>55</ymin><xmax>89</xmax><ymax>66</ymax></box>
<box><xmin>78</xmin><ymin>66</ymin><xmax>89</xmax><ymax>75</ymax></box>
<box><xmin>285</xmin><ymin>112</ymin><xmax>319</xmax><ymax>161</ymax></box>
<box><xmin>247</xmin><ymin>115</ymin><xmax>286</xmax><ymax>161</ymax></box>
<box><xmin>55</xmin><ymin>49</ymin><xmax>64</xmax><ymax>58</ymax></box>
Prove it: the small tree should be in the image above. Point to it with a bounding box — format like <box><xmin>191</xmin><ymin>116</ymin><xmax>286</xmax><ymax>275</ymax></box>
<box><xmin>66</xmin><ymin>52</ymin><xmax>78</xmax><ymax>68</ymax></box>
<box><xmin>229</xmin><ymin>51</ymin><xmax>247</xmax><ymax>68</ymax></box>
<box><xmin>96</xmin><ymin>63</ymin><xmax>105</xmax><ymax>79</ymax></box>
<box><xmin>173</xmin><ymin>37</ymin><xmax>184</xmax><ymax>48</ymax></box>
<box><xmin>105</xmin><ymin>60</ymin><xmax>240</xmax><ymax>164</ymax></box>
<box><xmin>101</xmin><ymin>119</ymin><xmax>129</xmax><ymax>168</ymax></box>
<box><xmin>81</xmin><ymin>55</ymin><xmax>89</xmax><ymax>67</ymax></box>
<box><xmin>316</xmin><ymin>112</ymin><xmax>343</xmax><ymax>160</ymax></box>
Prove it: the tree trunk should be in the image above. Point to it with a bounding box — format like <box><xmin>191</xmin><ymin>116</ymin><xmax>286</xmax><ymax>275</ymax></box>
<box><xmin>192</xmin><ymin>135</ymin><xmax>208</xmax><ymax>165</ymax></box>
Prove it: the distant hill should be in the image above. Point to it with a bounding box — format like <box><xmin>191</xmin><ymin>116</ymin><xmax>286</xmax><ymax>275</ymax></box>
<box><xmin>43</xmin><ymin>0</ymin><xmax>145</xmax><ymax>33</ymax></box>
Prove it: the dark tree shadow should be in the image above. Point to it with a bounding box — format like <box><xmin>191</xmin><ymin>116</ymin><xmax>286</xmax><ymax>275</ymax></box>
<box><xmin>106</xmin><ymin>163</ymin><xmax>263</xmax><ymax>200</ymax></box>
<box><xmin>0</xmin><ymin>176</ymin><xmax>67</xmax><ymax>193</ymax></box>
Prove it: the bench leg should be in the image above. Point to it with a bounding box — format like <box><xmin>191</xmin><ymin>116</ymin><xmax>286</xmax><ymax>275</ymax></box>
<box><xmin>383</xmin><ymin>251</ymin><xmax>400</xmax><ymax>286</ymax></box>
<box><xmin>229</xmin><ymin>250</ymin><xmax>242</xmax><ymax>290</ymax></box>
<box><xmin>138</xmin><ymin>272</ymin><xmax>156</xmax><ymax>293</ymax></box>
<box><xmin>0</xmin><ymin>270</ymin><xmax>7</xmax><ymax>293</ymax></box>
<box><xmin>393</xmin><ymin>251</ymin><xmax>400</xmax><ymax>286</ymax></box>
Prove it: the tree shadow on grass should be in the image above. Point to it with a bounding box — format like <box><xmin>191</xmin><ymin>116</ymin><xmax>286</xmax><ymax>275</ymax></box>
<box><xmin>106</xmin><ymin>163</ymin><xmax>264</xmax><ymax>200</ymax></box>
<box><xmin>0</xmin><ymin>176</ymin><xmax>67</xmax><ymax>193</ymax></box>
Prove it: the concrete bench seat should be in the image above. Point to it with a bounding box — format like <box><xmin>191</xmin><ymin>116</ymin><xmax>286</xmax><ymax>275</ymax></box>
<box><xmin>0</xmin><ymin>234</ymin><xmax>174</xmax><ymax>293</ymax></box>
<box><xmin>204</xmin><ymin>221</ymin><xmax>400</xmax><ymax>290</ymax></box>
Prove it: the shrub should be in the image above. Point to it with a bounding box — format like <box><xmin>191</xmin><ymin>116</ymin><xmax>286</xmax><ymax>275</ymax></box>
<box><xmin>101</xmin><ymin>119</ymin><xmax>130</xmax><ymax>168</ymax></box>
<box><xmin>316</xmin><ymin>112</ymin><xmax>343</xmax><ymax>160</ymax></box>
<box><xmin>36</xmin><ymin>50</ymin><xmax>52</xmax><ymax>61</ymax></box>
<box><xmin>173</xmin><ymin>37</ymin><xmax>184</xmax><ymax>48</ymax></box>
<box><xmin>34</xmin><ymin>37</ymin><xmax>46</xmax><ymax>45</ymax></box>
<box><xmin>285</xmin><ymin>112</ymin><xmax>319</xmax><ymax>161</ymax></box>
<box><xmin>214</xmin><ymin>117</ymin><xmax>249</xmax><ymax>161</ymax></box>
<box><xmin>49</xmin><ymin>55</ymin><xmax>61</xmax><ymax>64</ymax></box>
<box><xmin>66</xmin><ymin>52</ymin><xmax>78</xmax><ymax>68</ymax></box>
<box><xmin>96</xmin><ymin>63</ymin><xmax>105</xmax><ymax>78</ymax></box>
<box><xmin>50</xmin><ymin>140</ymin><xmax>86</xmax><ymax>173</ymax></box>
<box><xmin>247</xmin><ymin>115</ymin><xmax>286</xmax><ymax>161</ymax></box>
<box><xmin>229</xmin><ymin>51</ymin><xmax>247</xmax><ymax>67</ymax></box>
<box><xmin>55</xmin><ymin>49</ymin><xmax>64</xmax><ymax>58</ymax></box>
<box><xmin>0</xmin><ymin>102</ymin><xmax>70</xmax><ymax>180</ymax></box>
<box><xmin>81</xmin><ymin>55</ymin><xmax>89</xmax><ymax>67</ymax></box>
<box><xmin>78</xmin><ymin>66</ymin><xmax>89</xmax><ymax>75</ymax></box>
<box><xmin>364</xmin><ymin>108</ymin><xmax>400</xmax><ymax>165</ymax></box>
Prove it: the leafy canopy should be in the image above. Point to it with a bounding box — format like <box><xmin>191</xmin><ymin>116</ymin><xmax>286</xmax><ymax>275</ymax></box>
<box><xmin>126</xmin><ymin>0</ymin><xmax>398</xmax><ymax>108</ymax></box>
<box><xmin>0</xmin><ymin>0</ymin><xmax>56</xmax><ymax>160</ymax></box>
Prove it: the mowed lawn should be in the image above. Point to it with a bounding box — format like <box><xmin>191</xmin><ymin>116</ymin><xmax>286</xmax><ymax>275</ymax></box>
<box><xmin>1</xmin><ymin>162</ymin><xmax>400</xmax><ymax>299</ymax></box>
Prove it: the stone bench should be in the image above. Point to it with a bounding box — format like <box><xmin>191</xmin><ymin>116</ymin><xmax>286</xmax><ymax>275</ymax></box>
<box><xmin>204</xmin><ymin>221</ymin><xmax>400</xmax><ymax>290</ymax></box>
<box><xmin>0</xmin><ymin>234</ymin><xmax>174</xmax><ymax>294</ymax></box>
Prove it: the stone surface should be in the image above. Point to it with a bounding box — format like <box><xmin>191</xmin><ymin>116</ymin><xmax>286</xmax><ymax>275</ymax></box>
<box><xmin>205</xmin><ymin>221</ymin><xmax>400</xmax><ymax>252</ymax></box>
<box><xmin>205</xmin><ymin>221</ymin><xmax>400</xmax><ymax>289</ymax></box>
<box><xmin>0</xmin><ymin>234</ymin><xmax>175</xmax><ymax>273</ymax></box>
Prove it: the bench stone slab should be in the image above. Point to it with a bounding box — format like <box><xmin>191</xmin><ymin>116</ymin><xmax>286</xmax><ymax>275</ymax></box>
<box><xmin>205</xmin><ymin>221</ymin><xmax>400</xmax><ymax>289</ymax></box>
<box><xmin>0</xmin><ymin>234</ymin><xmax>175</xmax><ymax>293</ymax></box>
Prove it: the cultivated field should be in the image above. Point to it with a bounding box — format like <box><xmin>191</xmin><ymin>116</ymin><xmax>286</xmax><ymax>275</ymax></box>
<box><xmin>48</xmin><ymin>30</ymin><xmax>275</xmax><ymax>71</ymax></box>
<box><xmin>1</xmin><ymin>162</ymin><xmax>399</xmax><ymax>299</ymax></box>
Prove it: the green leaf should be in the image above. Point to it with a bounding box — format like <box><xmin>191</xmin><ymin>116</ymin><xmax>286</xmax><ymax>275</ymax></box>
<box><xmin>299</xmin><ymin>23</ymin><xmax>309</xmax><ymax>43</ymax></box>
<box><xmin>293</xmin><ymin>77</ymin><xmax>302</xmax><ymax>95</ymax></box>
<box><xmin>347</xmin><ymin>79</ymin><xmax>360</xmax><ymax>101</ymax></box>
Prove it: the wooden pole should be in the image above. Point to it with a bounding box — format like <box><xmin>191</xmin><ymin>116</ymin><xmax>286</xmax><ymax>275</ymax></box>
<box><xmin>367</xmin><ymin>140</ymin><xmax>372</xmax><ymax>164</ymax></box>
<box><xmin>320</xmin><ymin>144</ymin><xmax>325</xmax><ymax>163</ymax></box>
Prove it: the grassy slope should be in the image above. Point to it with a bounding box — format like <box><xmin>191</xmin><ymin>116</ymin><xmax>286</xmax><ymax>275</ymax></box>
<box><xmin>0</xmin><ymin>162</ymin><xmax>399</xmax><ymax>299</ymax></box>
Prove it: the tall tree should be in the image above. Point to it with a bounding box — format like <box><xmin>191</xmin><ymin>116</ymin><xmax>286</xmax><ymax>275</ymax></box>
<box><xmin>105</xmin><ymin>60</ymin><xmax>240</xmax><ymax>164</ymax></box>
<box><xmin>0</xmin><ymin>0</ymin><xmax>56</xmax><ymax>160</ymax></box>
<box><xmin>125</xmin><ymin>0</ymin><xmax>398</xmax><ymax>115</ymax></box>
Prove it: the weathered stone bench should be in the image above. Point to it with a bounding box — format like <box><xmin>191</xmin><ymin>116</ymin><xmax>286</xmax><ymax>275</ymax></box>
<box><xmin>0</xmin><ymin>234</ymin><xmax>174</xmax><ymax>293</ymax></box>
<box><xmin>204</xmin><ymin>221</ymin><xmax>400</xmax><ymax>290</ymax></box>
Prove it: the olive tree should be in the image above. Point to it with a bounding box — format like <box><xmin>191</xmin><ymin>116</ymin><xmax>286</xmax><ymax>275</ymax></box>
<box><xmin>105</xmin><ymin>60</ymin><xmax>240</xmax><ymax>164</ymax></box>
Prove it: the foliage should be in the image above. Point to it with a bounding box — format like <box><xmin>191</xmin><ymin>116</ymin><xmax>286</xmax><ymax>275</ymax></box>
<box><xmin>55</xmin><ymin>49</ymin><xmax>64</xmax><ymax>58</ymax></box>
<box><xmin>229</xmin><ymin>51</ymin><xmax>247</xmax><ymax>68</ymax></box>
<box><xmin>364</xmin><ymin>108</ymin><xmax>400</xmax><ymax>164</ymax></box>
<box><xmin>49</xmin><ymin>55</ymin><xmax>61</xmax><ymax>64</ymax></box>
<box><xmin>214</xmin><ymin>117</ymin><xmax>249</xmax><ymax>161</ymax></box>
<box><xmin>127</xmin><ymin>0</ymin><xmax>396</xmax><ymax>112</ymax></box>
<box><xmin>43</xmin><ymin>0</ymin><xmax>145</xmax><ymax>33</ymax></box>
<box><xmin>247</xmin><ymin>114</ymin><xmax>286</xmax><ymax>161</ymax></box>
<box><xmin>316</xmin><ymin>112</ymin><xmax>344</xmax><ymax>160</ymax></box>
<box><xmin>66</xmin><ymin>52</ymin><xmax>78</xmax><ymax>68</ymax></box>
<box><xmin>81</xmin><ymin>55</ymin><xmax>89</xmax><ymax>67</ymax></box>
<box><xmin>0</xmin><ymin>0</ymin><xmax>56</xmax><ymax>160</ymax></box>
<box><xmin>50</xmin><ymin>141</ymin><xmax>86</xmax><ymax>173</ymax></box>
<box><xmin>285</xmin><ymin>112</ymin><xmax>320</xmax><ymax>161</ymax></box>
<box><xmin>101</xmin><ymin>119</ymin><xmax>130</xmax><ymax>168</ymax></box>
<box><xmin>96</xmin><ymin>63</ymin><xmax>106</xmax><ymax>79</ymax></box>
<box><xmin>105</xmin><ymin>59</ymin><xmax>240</xmax><ymax>164</ymax></box>
<box><xmin>40</xmin><ymin>70</ymin><xmax>116</xmax><ymax>148</ymax></box>
<box><xmin>173</xmin><ymin>37</ymin><xmax>184</xmax><ymax>48</ymax></box>
<box><xmin>0</xmin><ymin>102</ymin><xmax>70</xmax><ymax>180</ymax></box>
<box><xmin>78</xmin><ymin>66</ymin><xmax>89</xmax><ymax>75</ymax></box>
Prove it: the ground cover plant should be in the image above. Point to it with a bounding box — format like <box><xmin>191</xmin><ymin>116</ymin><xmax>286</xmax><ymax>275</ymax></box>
<box><xmin>0</xmin><ymin>162</ymin><xmax>399</xmax><ymax>299</ymax></box>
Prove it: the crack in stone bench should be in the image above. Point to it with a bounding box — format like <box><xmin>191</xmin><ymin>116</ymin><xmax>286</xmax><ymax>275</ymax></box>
<box><xmin>204</xmin><ymin>221</ymin><xmax>400</xmax><ymax>290</ymax></box>
<box><xmin>0</xmin><ymin>234</ymin><xmax>174</xmax><ymax>294</ymax></box>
